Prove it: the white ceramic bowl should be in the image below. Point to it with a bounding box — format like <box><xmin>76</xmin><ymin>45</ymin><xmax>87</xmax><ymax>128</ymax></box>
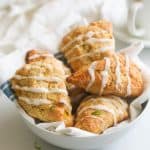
<box><xmin>20</xmin><ymin>100</ymin><xmax>150</xmax><ymax>150</ymax></box>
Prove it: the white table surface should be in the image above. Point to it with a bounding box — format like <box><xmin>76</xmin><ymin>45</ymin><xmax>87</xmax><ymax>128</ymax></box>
<box><xmin>0</xmin><ymin>40</ymin><xmax>150</xmax><ymax>150</ymax></box>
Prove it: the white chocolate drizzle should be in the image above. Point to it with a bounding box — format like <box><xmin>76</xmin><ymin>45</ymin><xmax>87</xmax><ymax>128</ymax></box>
<box><xmin>78</xmin><ymin>115</ymin><xmax>105</xmax><ymax>123</ymax></box>
<box><xmin>68</xmin><ymin>50</ymin><xmax>100</xmax><ymax>63</ymax></box>
<box><xmin>62</xmin><ymin>35</ymin><xmax>82</xmax><ymax>51</ymax></box>
<box><xmin>109</xmin><ymin>96</ymin><xmax>128</xmax><ymax>109</ymax></box>
<box><xmin>65</xmin><ymin>45</ymin><xmax>80</xmax><ymax>56</ymax></box>
<box><xmin>65</xmin><ymin>38</ymin><xmax>114</xmax><ymax>57</ymax></box>
<box><xmin>99</xmin><ymin>57</ymin><xmax>111</xmax><ymax>95</ymax></box>
<box><xmin>78</xmin><ymin>105</ymin><xmax>117</xmax><ymax>125</ymax></box>
<box><xmin>12</xmin><ymin>85</ymin><xmax>68</xmax><ymax>95</ymax></box>
<box><xmin>60</xmin><ymin>99</ymin><xmax>71</xmax><ymax>110</ymax></box>
<box><xmin>28</xmin><ymin>54</ymin><xmax>53</xmax><ymax>60</ymax></box>
<box><xmin>99</xmin><ymin>46</ymin><xmax>114</xmax><ymax>52</ymax></box>
<box><xmin>86</xmin><ymin>61</ymin><xmax>98</xmax><ymax>91</ymax></box>
<box><xmin>19</xmin><ymin>97</ymin><xmax>71</xmax><ymax>110</ymax></box>
<box><xmin>14</xmin><ymin>75</ymin><xmax>63</xmax><ymax>82</ymax></box>
<box><xmin>114</xmin><ymin>55</ymin><xmax>121</xmax><ymax>89</ymax></box>
<box><xmin>19</xmin><ymin>96</ymin><xmax>51</xmax><ymax>106</ymax></box>
<box><xmin>99</xmin><ymin>97</ymin><xmax>124</xmax><ymax>115</ymax></box>
<box><xmin>125</xmin><ymin>55</ymin><xmax>131</xmax><ymax>96</ymax></box>
<box><xmin>68</xmin><ymin>45</ymin><xmax>114</xmax><ymax>63</ymax></box>
<box><xmin>25</xmin><ymin>63</ymin><xmax>65</xmax><ymax>78</ymax></box>
<box><xmin>87</xmin><ymin>38</ymin><xmax>113</xmax><ymax>44</ymax></box>
<box><xmin>25</xmin><ymin>63</ymin><xmax>52</xmax><ymax>70</ymax></box>
<box><xmin>62</xmin><ymin>30</ymin><xmax>108</xmax><ymax>51</ymax></box>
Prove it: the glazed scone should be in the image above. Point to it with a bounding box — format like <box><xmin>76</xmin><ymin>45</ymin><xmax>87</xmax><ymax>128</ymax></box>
<box><xmin>67</xmin><ymin>53</ymin><xmax>144</xmax><ymax>98</ymax></box>
<box><xmin>60</xmin><ymin>20</ymin><xmax>115</xmax><ymax>71</ymax></box>
<box><xmin>11</xmin><ymin>50</ymin><xmax>73</xmax><ymax>126</ymax></box>
<box><xmin>75</xmin><ymin>96</ymin><xmax>129</xmax><ymax>134</ymax></box>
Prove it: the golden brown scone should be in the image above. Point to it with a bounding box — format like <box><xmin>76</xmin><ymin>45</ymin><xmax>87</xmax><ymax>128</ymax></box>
<box><xmin>60</xmin><ymin>20</ymin><xmax>115</xmax><ymax>71</ymax></box>
<box><xmin>67</xmin><ymin>53</ymin><xmax>144</xmax><ymax>98</ymax></box>
<box><xmin>75</xmin><ymin>95</ymin><xmax>129</xmax><ymax>134</ymax></box>
<box><xmin>11</xmin><ymin>50</ymin><xmax>73</xmax><ymax>126</ymax></box>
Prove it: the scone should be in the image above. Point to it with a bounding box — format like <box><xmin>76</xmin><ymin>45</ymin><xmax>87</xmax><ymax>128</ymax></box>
<box><xmin>60</xmin><ymin>20</ymin><xmax>115</xmax><ymax>71</ymax></box>
<box><xmin>11</xmin><ymin>50</ymin><xmax>73</xmax><ymax>126</ymax></box>
<box><xmin>67</xmin><ymin>53</ymin><xmax>144</xmax><ymax>98</ymax></box>
<box><xmin>75</xmin><ymin>96</ymin><xmax>129</xmax><ymax>134</ymax></box>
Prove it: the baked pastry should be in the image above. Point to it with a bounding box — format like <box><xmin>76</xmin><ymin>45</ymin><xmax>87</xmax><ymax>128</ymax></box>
<box><xmin>75</xmin><ymin>95</ymin><xmax>129</xmax><ymax>134</ymax></box>
<box><xmin>11</xmin><ymin>50</ymin><xmax>73</xmax><ymax>126</ymax></box>
<box><xmin>67</xmin><ymin>53</ymin><xmax>144</xmax><ymax>98</ymax></box>
<box><xmin>62</xmin><ymin>63</ymin><xmax>87</xmax><ymax>113</ymax></box>
<box><xmin>60</xmin><ymin>20</ymin><xmax>115</xmax><ymax>71</ymax></box>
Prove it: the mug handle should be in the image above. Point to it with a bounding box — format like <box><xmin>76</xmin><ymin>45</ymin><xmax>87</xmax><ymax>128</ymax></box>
<box><xmin>127</xmin><ymin>1</ymin><xmax>145</xmax><ymax>37</ymax></box>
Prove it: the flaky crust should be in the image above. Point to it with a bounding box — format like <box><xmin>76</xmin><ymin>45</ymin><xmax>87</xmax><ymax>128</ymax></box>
<box><xmin>60</xmin><ymin>20</ymin><xmax>115</xmax><ymax>71</ymax></box>
<box><xmin>75</xmin><ymin>96</ymin><xmax>129</xmax><ymax>134</ymax></box>
<box><xmin>67</xmin><ymin>53</ymin><xmax>144</xmax><ymax>98</ymax></box>
<box><xmin>11</xmin><ymin>50</ymin><xmax>73</xmax><ymax>126</ymax></box>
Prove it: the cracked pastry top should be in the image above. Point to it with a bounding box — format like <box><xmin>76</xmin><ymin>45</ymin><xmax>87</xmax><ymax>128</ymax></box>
<box><xmin>11</xmin><ymin>50</ymin><xmax>73</xmax><ymax>126</ymax></box>
<box><xmin>75</xmin><ymin>95</ymin><xmax>129</xmax><ymax>134</ymax></box>
<box><xmin>67</xmin><ymin>53</ymin><xmax>144</xmax><ymax>98</ymax></box>
<box><xmin>60</xmin><ymin>20</ymin><xmax>115</xmax><ymax>71</ymax></box>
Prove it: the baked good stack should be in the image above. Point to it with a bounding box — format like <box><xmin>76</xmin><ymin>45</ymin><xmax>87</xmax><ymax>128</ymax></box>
<box><xmin>11</xmin><ymin>20</ymin><xmax>144</xmax><ymax>134</ymax></box>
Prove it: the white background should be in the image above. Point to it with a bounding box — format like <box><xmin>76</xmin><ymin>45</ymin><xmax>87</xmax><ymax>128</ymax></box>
<box><xmin>0</xmin><ymin>40</ymin><xmax>150</xmax><ymax>150</ymax></box>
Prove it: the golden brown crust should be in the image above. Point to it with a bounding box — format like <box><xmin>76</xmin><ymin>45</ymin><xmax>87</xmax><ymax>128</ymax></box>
<box><xmin>11</xmin><ymin>50</ymin><xmax>73</xmax><ymax>126</ymax></box>
<box><xmin>60</xmin><ymin>20</ymin><xmax>115</xmax><ymax>71</ymax></box>
<box><xmin>18</xmin><ymin>100</ymin><xmax>73</xmax><ymax>126</ymax></box>
<box><xmin>67</xmin><ymin>53</ymin><xmax>144</xmax><ymax>98</ymax></box>
<box><xmin>26</xmin><ymin>50</ymin><xmax>53</xmax><ymax>64</ymax></box>
<box><xmin>90</xmin><ymin>20</ymin><xmax>113</xmax><ymax>33</ymax></box>
<box><xmin>75</xmin><ymin>96</ymin><xmax>129</xmax><ymax>134</ymax></box>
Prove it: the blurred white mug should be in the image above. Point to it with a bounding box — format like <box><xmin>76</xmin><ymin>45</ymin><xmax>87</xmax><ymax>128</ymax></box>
<box><xmin>101</xmin><ymin>0</ymin><xmax>145</xmax><ymax>37</ymax></box>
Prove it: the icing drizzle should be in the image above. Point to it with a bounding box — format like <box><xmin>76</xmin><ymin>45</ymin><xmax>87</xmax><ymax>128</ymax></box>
<box><xmin>99</xmin><ymin>97</ymin><xmax>124</xmax><ymax>115</ymax></box>
<box><xmin>65</xmin><ymin>38</ymin><xmax>114</xmax><ymax>57</ymax></box>
<box><xmin>25</xmin><ymin>63</ymin><xmax>52</xmax><ymax>70</ymax></box>
<box><xmin>68</xmin><ymin>46</ymin><xmax>114</xmax><ymax>63</ymax></box>
<box><xmin>19</xmin><ymin>96</ymin><xmax>51</xmax><ymax>106</ymax></box>
<box><xmin>68</xmin><ymin>50</ymin><xmax>100</xmax><ymax>63</ymax></box>
<box><xmin>62</xmin><ymin>30</ymin><xmax>108</xmax><ymax>51</ymax></box>
<box><xmin>85</xmin><ymin>54</ymin><xmax>132</xmax><ymax>96</ymax></box>
<box><xmin>28</xmin><ymin>53</ymin><xmax>52</xmax><ymax>60</ymax></box>
<box><xmin>125</xmin><ymin>55</ymin><xmax>131</xmax><ymax>96</ymax></box>
<box><xmin>78</xmin><ymin>115</ymin><xmax>105</xmax><ymax>124</ymax></box>
<box><xmin>60</xmin><ymin>99</ymin><xmax>72</xmax><ymax>110</ymax></box>
<box><xmin>99</xmin><ymin>57</ymin><xmax>111</xmax><ymax>95</ymax></box>
<box><xmin>86</xmin><ymin>61</ymin><xmax>98</xmax><ymax>91</ymax></box>
<box><xmin>13</xmin><ymin>85</ymin><xmax>68</xmax><ymax>95</ymax></box>
<box><xmin>14</xmin><ymin>75</ymin><xmax>63</xmax><ymax>82</ymax></box>
<box><xmin>19</xmin><ymin>96</ymin><xmax>71</xmax><ymax>110</ymax></box>
<box><xmin>78</xmin><ymin>104</ymin><xmax>117</xmax><ymax>125</ymax></box>
<box><xmin>114</xmin><ymin>55</ymin><xmax>121</xmax><ymax>89</ymax></box>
